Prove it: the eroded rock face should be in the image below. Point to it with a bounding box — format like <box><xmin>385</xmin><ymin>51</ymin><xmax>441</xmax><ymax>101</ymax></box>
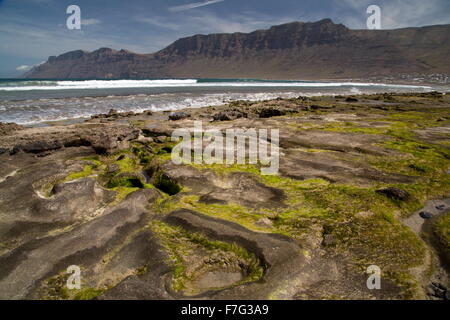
<box><xmin>0</xmin><ymin>122</ymin><xmax>24</xmax><ymax>136</ymax></box>
<box><xmin>23</xmin><ymin>20</ymin><xmax>450</xmax><ymax>79</ymax></box>
<box><xmin>0</xmin><ymin>93</ymin><xmax>449</xmax><ymax>300</ymax></box>
<box><xmin>376</xmin><ymin>187</ymin><xmax>411</xmax><ymax>201</ymax></box>
<box><xmin>0</xmin><ymin>151</ymin><xmax>115</xmax><ymax>254</ymax></box>
<box><xmin>0</xmin><ymin>123</ymin><xmax>139</xmax><ymax>155</ymax></box>
<box><xmin>0</xmin><ymin>189</ymin><xmax>161</xmax><ymax>299</ymax></box>
<box><xmin>212</xmin><ymin>111</ymin><xmax>246</xmax><ymax>121</ymax></box>
<box><xmin>258</xmin><ymin>107</ymin><xmax>286</xmax><ymax>118</ymax></box>
<box><xmin>160</xmin><ymin>162</ymin><xmax>285</xmax><ymax>208</ymax></box>
<box><xmin>279</xmin><ymin>148</ymin><xmax>415</xmax><ymax>186</ymax></box>
<box><xmin>169</xmin><ymin>112</ymin><xmax>191</xmax><ymax>121</ymax></box>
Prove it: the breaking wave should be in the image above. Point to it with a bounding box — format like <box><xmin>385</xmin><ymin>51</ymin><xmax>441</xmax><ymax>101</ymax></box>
<box><xmin>0</xmin><ymin>78</ymin><xmax>432</xmax><ymax>91</ymax></box>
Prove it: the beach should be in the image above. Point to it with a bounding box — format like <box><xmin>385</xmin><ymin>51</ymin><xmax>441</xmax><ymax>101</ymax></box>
<box><xmin>0</xmin><ymin>78</ymin><xmax>444</xmax><ymax>125</ymax></box>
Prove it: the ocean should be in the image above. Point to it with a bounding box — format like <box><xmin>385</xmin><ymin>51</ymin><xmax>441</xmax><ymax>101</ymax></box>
<box><xmin>0</xmin><ymin>78</ymin><xmax>445</xmax><ymax>125</ymax></box>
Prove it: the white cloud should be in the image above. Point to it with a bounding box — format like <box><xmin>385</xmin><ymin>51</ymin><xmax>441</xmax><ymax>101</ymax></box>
<box><xmin>335</xmin><ymin>0</ymin><xmax>450</xmax><ymax>29</ymax></box>
<box><xmin>22</xmin><ymin>0</ymin><xmax>53</xmax><ymax>3</ymax></box>
<box><xmin>16</xmin><ymin>65</ymin><xmax>32</xmax><ymax>71</ymax></box>
<box><xmin>194</xmin><ymin>12</ymin><xmax>297</xmax><ymax>33</ymax></box>
<box><xmin>16</xmin><ymin>61</ymin><xmax>44</xmax><ymax>71</ymax></box>
<box><xmin>137</xmin><ymin>17</ymin><xmax>180</xmax><ymax>31</ymax></box>
<box><xmin>81</xmin><ymin>18</ymin><xmax>101</xmax><ymax>26</ymax></box>
<box><xmin>139</xmin><ymin>11</ymin><xmax>298</xmax><ymax>35</ymax></box>
<box><xmin>169</xmin><ymin>0</ymin><xmax>225</xmax><ymax>12</ymax></box>
<box><xmin>0</xmin><ymin>15</ymin><xmax>153</xmax><ymax>59</ymax></box>
<box><xmin>380</xmin><ymin>0</ymin><xmax>450</xmax><ymax>29</ymax></box>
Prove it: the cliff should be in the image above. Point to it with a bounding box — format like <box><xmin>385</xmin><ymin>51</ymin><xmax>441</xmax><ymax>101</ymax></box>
<box><xmin>24</xmin><ymin>19</ymin><xmax>450</xmax><ymax>79</ymax></box>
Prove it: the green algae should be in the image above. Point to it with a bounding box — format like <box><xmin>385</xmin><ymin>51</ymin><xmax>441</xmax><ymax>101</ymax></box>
<box><xmin>151</xmin><ymin>220</ymin><xmax>264</xmax><ymax>292</ymax></box>
<box><xmin>72</xmin><ymin>288</ymin><xmax>104</xmax><ymax>300</ymax></box>
<box><xmin>64</xmin><ymin>165</ymin><xmax>93</xmax><ymax>182</ymax></box>
<box><xmin>152</xmin><ymin>172</ymin><xmax>181</xmax><ymax>196</ymax></box>
<box><xmin>434</xmin><ymin>213</ymin><xmax>450</xmax><ymax>252</ymax></box>
<box><xmin>154</xmin><ymin>194</ymin><xmax>267</xmax><ymax>232</ymax></box>
<box><xmin>41</xmin><ymin>270</ymin><xmax>104</xmax><ymax>300</ymax></box>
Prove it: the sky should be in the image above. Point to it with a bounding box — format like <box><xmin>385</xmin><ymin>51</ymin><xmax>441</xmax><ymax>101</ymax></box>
<box><xmin>1</xmin><ymin>0</ymin><xmax>449</xmax><ymax>77</ymax></box>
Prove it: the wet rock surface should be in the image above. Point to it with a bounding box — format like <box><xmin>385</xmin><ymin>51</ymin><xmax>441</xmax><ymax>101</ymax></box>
<box><xmin>0</xmin><ymin>122</ymin><xmax>24</xmax><ymax>136</ymax></box>
<box><xmin>0</xmin><ymin>92</ymin><xmax>449</xmax><ymax>300</ymax></box>
<box><xmin>0</xmin><ymin>123</ymin><xmax>139</xmax><ymax>155</ymax></box>
<box><xmin>169</xmin><ymin>112</ymin><xmax>191</xmax><ymax>121</ymax></box>
<box><xmin>376</xmin><ymin>187</ymin><xmax>411</xmax><ymax>201</ymax></box>
<box><xmin>212</xmin><ymin>111</ymin><xmax>246</xmax><ymax>121</ymax></box>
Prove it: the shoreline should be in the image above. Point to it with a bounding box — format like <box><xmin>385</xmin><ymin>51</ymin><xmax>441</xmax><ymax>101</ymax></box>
<box><xmin>1</xmin><ymin>88</ymin><xmax>449</xmax><ymax>128</ymax></box>
<box><xmin>2</xmin><ymin>77</ymin><xmax>449</xmax><ymax>127</ymax></box>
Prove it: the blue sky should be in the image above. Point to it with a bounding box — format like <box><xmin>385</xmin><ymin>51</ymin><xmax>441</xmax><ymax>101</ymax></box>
<box><xmin>1</xmin><ymin>0</ymin><xmax>449</xmax><ymax>77</ymax></box>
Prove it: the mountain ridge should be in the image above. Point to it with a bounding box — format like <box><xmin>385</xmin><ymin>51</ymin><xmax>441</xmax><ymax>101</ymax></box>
<box><xmin>24</xmin><ymin>19</ymin><xmax>450</xmax><ymax>80</ymax></box>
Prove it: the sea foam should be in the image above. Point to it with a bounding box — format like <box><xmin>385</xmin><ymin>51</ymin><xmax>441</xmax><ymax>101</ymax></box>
<box><xmin>0</xmin><ymin>79</ymin><xmax>431</xmax><ymax>91</ymax></box>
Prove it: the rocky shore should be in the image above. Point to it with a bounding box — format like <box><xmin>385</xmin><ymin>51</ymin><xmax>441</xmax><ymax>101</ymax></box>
<box><xmin>0</xmin><ymin>92</ymin><xmax>449</xmax><ymax>300</ymax></box>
